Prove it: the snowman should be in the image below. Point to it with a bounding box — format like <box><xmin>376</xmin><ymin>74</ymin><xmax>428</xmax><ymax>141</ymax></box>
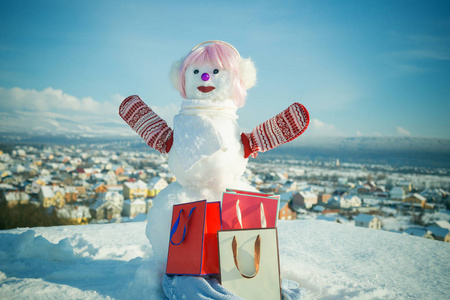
<box><xmin>119</xmin><ymin>40</ymin><xmax>309</xmax><ymax>290</ymax></box>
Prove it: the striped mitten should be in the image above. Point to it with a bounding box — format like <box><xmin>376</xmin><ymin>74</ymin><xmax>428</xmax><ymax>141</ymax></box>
<box><xmin>119</xmin><ymin>95</ymin><xmax>173</xmax><ymax>154</ymax></box>
<box><xmin>241</xmin><ymin>103</ymin><xmax>309</xmax><ymax>158</ymax></box>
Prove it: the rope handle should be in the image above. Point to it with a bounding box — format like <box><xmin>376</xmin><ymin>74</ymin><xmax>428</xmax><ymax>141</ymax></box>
<box><xmin>236</xmin><ymin>199</ymin><xmax>267</xmax><ymax>229</ymax></box>
<box><xmin>169</xmin><ymin>207</ymin><xmax>196</xmax><ymax>245</ymax></box>
<box><xmin>232</xmin><ymin>234</ymin><xmax>261</xmax><ymax>279</ymax></box>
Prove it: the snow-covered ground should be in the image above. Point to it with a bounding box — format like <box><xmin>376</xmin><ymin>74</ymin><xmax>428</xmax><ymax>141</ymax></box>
<box><xmin>1</xmin><ymin>220</ymin><xmax>449</xmax><ymax>299</ymax></box>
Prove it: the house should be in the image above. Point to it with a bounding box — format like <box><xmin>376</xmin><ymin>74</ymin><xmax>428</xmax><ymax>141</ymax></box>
<box><xmin>426</xmin><ymin>226</ymin><xmax>450</xmax><ymax>242</ymax></box>
<box><xmin>52</xmin><ymin>187</ymin><xmax>66</xmax><ymax>208</ymax></box>
<box><xmin>90</xmin><ymin>199</ymin><xmax>122</xmax><ymax>221</ymax></box>
<box><xmin>96</xmin><ymin>191</ymin><xmax>124</xmax><ymax>208</ymax></box>
<box><xmin>354</xmin><ymin>213</ymin><xmax>382</xmax><ymax>229</ymax></box>
<box><xmin>123</xmin><ymin>180</ymin><xmax>148</xmax><ymax>199</ymax></box>
<box><xmin>122</xmin><ymin>198</ymin><xmax>147</xmax><ymax>218</ymax></box>
<box><xmin>340</xmin><ymin>195</ymin><xmax>362</xmax><ymax>209</ymax></box>
<box><xmin>27</xmin><ymin>180</ymin><xmax>45</xmax><ymax>194</ymax></box>
<box><xmin>278</xmin><ymin>199</ymin><xmax>297</xmax><ymax>220</ymax></box>
<box><xmin>93</xmin><ymin>183</ymin><xmax>122</xmax><ymax>194</ymax></box>
<box><xmin>404</xmin><ymin>193</ymin><xmax>426</xmax><ymax>204</ymax></box>
<box><xmin>292</xmin><ymin>191</ymin><xmax>318</xmax><ymax>210</ymax></box>
<box><xmin>1</xmin><ymin>190</ymin><xmax>30</xmax><ymax>207</ymax></box>
<box><xmin>403</xmin><ymin>193</ymin><xmax>434</xmax><ymax>209</ymax></box>
<box><xmin>429</xmin><ymin>220</ymin><xmax>450</xmax><ymax>231</ymax></box>
<box><xmin>64</xmin><ymin>186</ymin><xmax>79</xmax><ymax>203</ymax></box>
<box><xmin>39</xmin><ymin>186</ymin><xmax>59</xmax><ymax>208</ymax></box>
<box><xmin>390</xmin><ymin>187</ymin><xmax>406</xmax><ymax>201</ymax></box>
<box><xmin>403</xmin><ymin>227</ymin><xmax>434</xmax><ymax>240</ymax></box>
<box><xmin>57</xmin><ymin>205</ymin><xmax>91</xmax><ymax>225</ymax></box>
<box><xmin>147</xmin><ymin>177</ymin><xmax>168</xmax><ymax>197</ymax></box>
<box><xmin>318</xmin><ymin>193</ymin><xmax>332</xmax><ymax>204</ymax></box>
<box><xmin>75</xmin><ymin>186</ymin><xmax>86</xmax><ymax>197</ymax></box>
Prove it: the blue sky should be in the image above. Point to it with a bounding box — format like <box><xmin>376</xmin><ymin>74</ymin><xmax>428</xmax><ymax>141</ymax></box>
<box><xmin>0</xmin><ymin>0</ymin><xmax>449</xmax><ymax>139</ymax></box>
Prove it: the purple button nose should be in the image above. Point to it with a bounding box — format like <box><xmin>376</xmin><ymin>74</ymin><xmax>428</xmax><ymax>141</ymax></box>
<box><xmin>201</xmin><ymin>73</ymin><xmax>210</xmax><ymax>81</ymax></box>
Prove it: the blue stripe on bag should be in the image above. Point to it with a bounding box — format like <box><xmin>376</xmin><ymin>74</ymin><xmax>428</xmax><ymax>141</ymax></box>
<box><xmin>170</xmin><ymin>207</ymin><xmax>196</xmax><ymax>245</ymax></box>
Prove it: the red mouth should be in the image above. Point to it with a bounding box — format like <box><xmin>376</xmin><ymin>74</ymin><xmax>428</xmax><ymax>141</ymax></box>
<box><xmin>197</xmin><ymin>86</ymin><xmax>215</xmax><ymax>93</ymax></box>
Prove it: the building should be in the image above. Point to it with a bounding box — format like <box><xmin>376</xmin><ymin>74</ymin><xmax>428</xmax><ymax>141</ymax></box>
<box><xmin>318</xmin><ymin>193</ymin><xmax>332</xmax><ymax>204</ymax></box>
<box><xmin>404</xmin><ymin>193</ymin><xmax>426</xmax><ymax>204</ymax></box>
<box><xmin>90</xmin><ymin>200</ymin><xmax>122</xmax><ymax>221</ymax></box>
<box><xmin>292</xmin><ymin>191</ymin><xmax>318</xmax><ymax>210</ymax></box>
<box><xmin>426</xmin><ymin>226</ymin><xmax>450</xmax><ymax>242</ymax></box>
<box><xmin>340</xmin><ymin>195</ymin><xmax>362</xmax><ymax>209</ymax></box>
<box><xmin>64</xmin><ymin>186</ymin><xmax>79</xmax><ymax>203</ymax></box>
<box><xmin>39</xmin><ymin>186</ymin><xmax>63</xmax><ymax>208</ymax></box>
<box><xmin>403</xmin><ymin>227</ymin><xmax>434</xmax><ymax>240</ymax></box>
<box><xmin>123</xmin><ymin>180</ymin><xmax>148</xmax><ymax>199</ymax></box>
<box><xmin>1</xmin><ymin>190</ymin><xmax>30</xmax><ymax>207</ymax></box>
<box><xmin>278</xmin><ymin>200</ymin><xmax>297</xmax><ymax>220</ymax></box>
<box><xmin>390</xmin><ymin>187</ymin><xmax>406</xmax><ymax>201</ymax></box>
<box><xmin>354</xmin><ymin>214</ymin><xmax>382</xmax><ymax>229</ymax></box>
<box><xmin>123</xmin><ymin>198</ymin><xmax>147</xmax><ymax>218</ymax></box>
<box><xmin>57</xmin><ymin>205</ymin><xmax>91</xmax><ymax>225</ymax></box>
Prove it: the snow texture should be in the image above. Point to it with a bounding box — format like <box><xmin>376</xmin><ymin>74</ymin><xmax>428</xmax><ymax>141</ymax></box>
<box><xmin>1</xmin><ymin>220</ymin><xmax>449</xmax><ymax>299</ymax></box>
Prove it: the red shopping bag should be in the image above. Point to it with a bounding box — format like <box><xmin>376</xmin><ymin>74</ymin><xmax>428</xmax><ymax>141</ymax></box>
<box><xmin>166</xmin><ymin>200</ymin><xmax>221</xmax><ymax>275</ymax></box>
<box><xmin>222</xmin><ymin>190</ymin><xmax>280</xmax><ymax>230</ymax></box>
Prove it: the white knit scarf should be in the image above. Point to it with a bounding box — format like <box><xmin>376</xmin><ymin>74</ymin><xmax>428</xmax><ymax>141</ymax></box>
<box><xmin>178</xmin><ymin>99</ymin><xmax>239</xmax><ymax>119</ymax></box>
<box><xmin>173</xmin><ymin>99</ymin><xmax>239</xmax><ymax>171</ymax></box>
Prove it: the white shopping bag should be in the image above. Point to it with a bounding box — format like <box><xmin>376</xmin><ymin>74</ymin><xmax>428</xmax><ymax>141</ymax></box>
<box><xmin>217</xmin><ymin>228</ymin><xmax>281</xmax><ymax>300</ymax></box>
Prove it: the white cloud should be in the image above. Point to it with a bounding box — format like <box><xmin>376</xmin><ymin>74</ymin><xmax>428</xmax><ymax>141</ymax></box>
<box><xmin>396</xmin><ymin>126</ymin><xmax>411</xmax><ymax>136</ymax></box>
<box><xmin>307</xmin><ymin>118</ymin><xmax>343</xmax><ymax>137</ymax></box>
<box><xmin>0</xmin><ymin>87</ymin><xmax>179</xmax><ymax>137</ymax></box>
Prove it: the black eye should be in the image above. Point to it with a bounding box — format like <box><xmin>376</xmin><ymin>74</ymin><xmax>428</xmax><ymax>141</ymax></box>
<box><xmin>213</xmin><ymin>69</ymin><xmax>219</xmax><ymax>74</ymax></box>
<box><xmin>193</xmin><ymin>70</ymin><xmax>199</xmax><ymax>74</ymax></box>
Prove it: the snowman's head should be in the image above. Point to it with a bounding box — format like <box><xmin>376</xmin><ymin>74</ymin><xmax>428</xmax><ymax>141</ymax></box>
<box><xmin>170</xmin><ymin>41</ymin><xmax>257</xmax><ymax>107</ymax></box>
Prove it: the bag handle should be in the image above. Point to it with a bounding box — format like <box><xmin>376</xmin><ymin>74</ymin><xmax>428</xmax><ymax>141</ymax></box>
<box><xmin>232</xmin><ymin>234</ymin><xmax>261</xmax><ymax>279</ymax></box>
<box><xmin>169</xmin><ymin>207</ymin><xmax>196</xmax><ymax>245</ymax></box>
<box><xmin>236</xmin><ymin>199</ymin><xmax>267</xmax><ymax>229</ymax></box>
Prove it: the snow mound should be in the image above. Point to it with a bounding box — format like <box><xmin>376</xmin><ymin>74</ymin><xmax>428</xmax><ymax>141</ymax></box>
<box><xmin>1</xmin><ymin>220</ymin><xmax>449</xmax><ymax>299</ymax></box>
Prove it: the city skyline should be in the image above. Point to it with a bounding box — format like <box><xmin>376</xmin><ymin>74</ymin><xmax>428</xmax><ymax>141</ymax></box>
<box><xmin>0</xmin><ymin>0</ymin><xmax>449</xmax><ymax>139</ymax></box>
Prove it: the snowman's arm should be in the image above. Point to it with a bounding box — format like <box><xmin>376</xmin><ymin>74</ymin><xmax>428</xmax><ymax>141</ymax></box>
<box><xmin>241</xmin><ymin>102</ymin><xmax>309</xmax><ymax>158</ymax></box>
<box><xmin>119</xmin><ymin>95</ymin><xmax>173</xmax><ymax>154</ymax></box>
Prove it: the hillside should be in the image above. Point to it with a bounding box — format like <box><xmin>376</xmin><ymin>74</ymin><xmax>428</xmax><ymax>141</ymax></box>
<box><xmin>1</xmin><ymin>220</ymin><xmax>449</xmax><ymax>299</ymax></box>
<box><xmin>262</xmin><ymin>136</ymin><xmax>450</xmax><ymax>169</ymax></box>
<box><xmin>2</xmin><ymin>134</ymin><xmax>449</xmax><ymax>169</ymax></box>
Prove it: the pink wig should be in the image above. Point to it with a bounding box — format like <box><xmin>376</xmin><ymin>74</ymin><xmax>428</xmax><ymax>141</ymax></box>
<box><xmin>177</xmin><ymin>42</ymin><xmax>248</xmax><ymax>107</ymax></box>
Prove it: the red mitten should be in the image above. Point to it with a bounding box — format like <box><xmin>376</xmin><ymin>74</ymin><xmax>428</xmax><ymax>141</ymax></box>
<box><xmin>119</xmin><ymin>95</ymin><xmax>173</xmax><ymax>154</ymax></box>
<box><xmin>241</xmin><ymin>103</ymin><xmax>309</xmax><ymax>158</ymax></box>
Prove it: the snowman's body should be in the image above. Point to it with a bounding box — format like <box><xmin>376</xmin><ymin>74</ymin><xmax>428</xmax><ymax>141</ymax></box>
<box><xmin>146</xmin><ymin>98</ymin><xmax>254</xmax><ymax>261</ymax></box>
<box><xmin>168</xmin><ymin>99</ymin><xmax>247</xmax><ymax>190</ymax></box>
